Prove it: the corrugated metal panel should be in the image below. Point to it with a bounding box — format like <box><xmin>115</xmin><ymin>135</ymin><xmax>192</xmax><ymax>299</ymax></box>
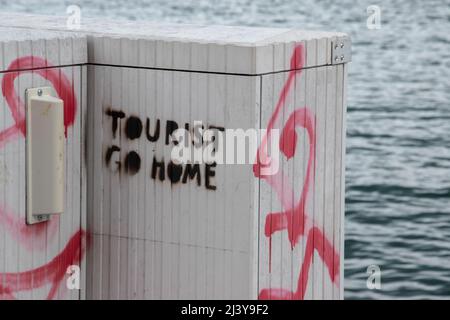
<box><xmin>258</xmin><ymin>42</ymin><xmax>345</xmax><ymax>300</ymax></box>
<box><xmin>86</xmin><ymin>59</ymin><xmax>260</xmax><ymax>299</ymax></box>
<box><xmin>0</xmin><ymin>28</ymin><xmax>87</xmax><ymax>300</ymax></box>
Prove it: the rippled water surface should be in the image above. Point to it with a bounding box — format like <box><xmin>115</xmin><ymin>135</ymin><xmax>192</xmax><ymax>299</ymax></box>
<box><xmin>2</xmin><ymin>0</ymin><xmax>449</xmax><ymax>299</ymax></box>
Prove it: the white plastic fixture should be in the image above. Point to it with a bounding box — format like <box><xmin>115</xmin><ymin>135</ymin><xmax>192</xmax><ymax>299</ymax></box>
<box><xmin>26</xmin><ymin>87</ymin><xmax>65</xmax><ymax>225</ymax></box>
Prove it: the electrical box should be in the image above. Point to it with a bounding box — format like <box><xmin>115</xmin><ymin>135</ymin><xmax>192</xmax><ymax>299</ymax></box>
<box><xmin>26</xmin><ymin>87</ymin><xmax>65</xmax><ymax>225</ymax></box>
<box><xmin>0</xmin><ymin>13</ymin><xmax>350</xmax><ymax>300</ymax></box>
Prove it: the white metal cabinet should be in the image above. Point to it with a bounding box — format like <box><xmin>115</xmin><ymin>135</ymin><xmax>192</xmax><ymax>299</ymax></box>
<box><xmin>0</xmin><ymin>13</ymin><xmax>349</xmax><ymax>300</ymax></box>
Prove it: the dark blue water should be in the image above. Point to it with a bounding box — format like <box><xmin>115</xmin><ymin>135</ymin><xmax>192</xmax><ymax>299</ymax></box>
<box><xmin>2</xmin><ymin>0</ymin><xmax>450</xmax><ymax>299</ymax></box>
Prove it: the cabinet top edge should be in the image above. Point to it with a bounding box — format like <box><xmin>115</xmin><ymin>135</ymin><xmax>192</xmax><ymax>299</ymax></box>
<box><xmin>0</xmin><ymin>12</ymin><xmax>350</xmax><ymax>74</ymax></box>
<box><xmin>0</xmin><ymin>12</ymin><xmax>347</xmax><ymax>45</ymax></box>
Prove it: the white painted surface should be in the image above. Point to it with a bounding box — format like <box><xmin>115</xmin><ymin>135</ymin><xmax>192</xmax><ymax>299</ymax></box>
<box><xmin>0</xmin><ymin>12</ymin><xmax>348</xmax><ymax>74</ymax></box>
<box><xmin>0</xmin><ymin>28</ymin><xmax>86</xmax><ymax>300</ymax></box>
<box><xmin>257</xmin><ymin>39</ymin><xmax>346</xmax><ymax>300</ymax></box>
<box><xmin>0</xmin><ymin>14</ymin><xmax>349</xmax><ymax>300</ymax></box>
<box><xmin>86</xmin><ymin>65</ymin><xmax>260</xmax><ymax>299</ymax></box>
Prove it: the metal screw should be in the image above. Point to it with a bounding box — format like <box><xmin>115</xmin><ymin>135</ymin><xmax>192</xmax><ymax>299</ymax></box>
<box><xmin>335</xmin><ymin>44</ymin><xmax>338</xmax><ymax>50</ymax></box>
<box><xmin>335</xmin><ymin>56</ymin><xmax>339</xmax><ymax>62</ymax></box>
<box><xmin>37</xmin><ymin>89</ymin><xmax>43</xmax><ymax>96</ymax></box>
<box><xmin>340</xmin><ymin>55</ymin><xmax>344</xmax><ymax>61</ymax></box>
<box><xmin>340</xmin><ymin>43</ymin><xmax>344</xmax><ymax>48</ymax></box>
<box><xmin>37</xmin><ymin>215</ymin><xmax>43</xmax><ymax>221</ymax></box>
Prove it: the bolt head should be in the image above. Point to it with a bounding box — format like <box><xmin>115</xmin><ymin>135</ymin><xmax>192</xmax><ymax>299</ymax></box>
<box><xmin>37</xmin><ymin>89</ymin><xmax>43</xmax><ymax>96</ymax></box>
<box><xmin>340</xmin><ymin>43</ymin><xmax>344</xmax><ymax>48</ymax></box>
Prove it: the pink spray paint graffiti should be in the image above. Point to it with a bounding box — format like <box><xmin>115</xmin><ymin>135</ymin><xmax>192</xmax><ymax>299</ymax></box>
<box><xmin>254</xmin><ymin>45</ymin><xmax>340</xmax><ymax>299</ymax></box>
<box><xmin>0</xmin><ymin>56</ymin><xmax>86</xmax><ymax>300</ymax></box>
